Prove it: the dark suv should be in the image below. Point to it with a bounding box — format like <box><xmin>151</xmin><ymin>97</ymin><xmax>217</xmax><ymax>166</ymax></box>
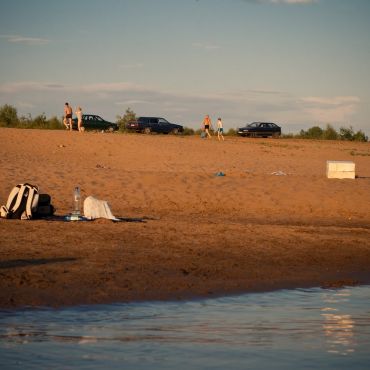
<box><xmin>126</xmin><ymin>117</ymin><xmax>183</xmax><ymax>134</ymax></box>
<box><xmin>72</xmin><ymin>114</ymin><xmax>118</xmax><ymax>132</ymax></box>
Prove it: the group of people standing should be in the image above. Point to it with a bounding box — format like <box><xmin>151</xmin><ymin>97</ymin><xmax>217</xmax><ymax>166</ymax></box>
<box><xmin>63</xmin><ymin>102</ymin><xmax>84</xmax><ymax>132</ymax></box>
<box><xmin>202</xmin><ymin>114</ymin><xmax>224</xmax><ymax>141</ymax></box>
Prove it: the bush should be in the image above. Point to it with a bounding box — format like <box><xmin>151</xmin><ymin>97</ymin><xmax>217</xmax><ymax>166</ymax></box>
<box><xmin>18</xmin><ymin>113</ymin><xmax>63</xmax><ymax>129</ymax></box>
<box><xmin>0</xmin><ymin>104</ymin><xmax>19</xmax><ymax>127</ymax></box>
<box><xmin>352</xmin><ymin>130</ymin><xmax>368</xmax><ymax>142</ymax></box>
<box><xmin>322</xmin><ymin>124</ymin><xmax>338</xmax><ymax>140</ymax></box>
<box><xmin>116</xmin><ymin>107</ymin><xmax>137</xmax><ymax>132</ymax></box>
<box><xmin>299</xmin><ymin>126</ymin><xmax>323</xmax><ymax>139</ymax></box>
<box><xmin>182</xmin><ymin>127</ymin><xmax>195</xmax><ymax>135</ymax></box>
<box><xmin>339</xmin><ymin>126</ymin><xmax>368</xmax><ymax>142</ymax></box>
<box><xmin>339</xmin><ymin>126</ymin><xmax>355</xmax><ymax>141</ymax></box>
<box><xmin>225</xmin><ymin>128</ymin><xmax>237</xmax><ymax>136</ymax></box>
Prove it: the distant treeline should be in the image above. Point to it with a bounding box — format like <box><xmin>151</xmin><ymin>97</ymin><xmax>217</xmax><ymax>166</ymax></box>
<box><xmin>283</xmin><ymin>124</ymin><xmax>368</xmax><ymax>142</ymax></box>
<box><xmin>0</xmin><ymin>104</ymin><xmax>63</xmax><ymax>130</ymax></box>
<box><xmin>0</xmin><ymin>104</ymin><xmax>368</xmax><ymax>141</ymax></box>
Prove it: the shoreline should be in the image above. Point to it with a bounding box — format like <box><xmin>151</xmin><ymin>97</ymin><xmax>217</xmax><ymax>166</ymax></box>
<box><xmin>1</xmin><ymin>216</ymin><xmax>370</xmax><ymax>309</ymax></box>
<box><xmin>1</xmin><ymin>128</ymin><xmax>370</xmax><ymax>309</ymax></box>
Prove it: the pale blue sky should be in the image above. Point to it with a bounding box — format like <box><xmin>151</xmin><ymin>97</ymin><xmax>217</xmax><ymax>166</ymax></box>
<box><xmin>0</xmin><ymin>0</ymin><xmax>369</xmax><ymax>133</ymax></box>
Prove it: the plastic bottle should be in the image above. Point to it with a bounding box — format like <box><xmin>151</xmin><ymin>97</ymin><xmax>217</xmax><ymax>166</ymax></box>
<box><xmin>73</xmin><ymin>186</ymin><xmax>81</xmax><ymax>217</ymax></box>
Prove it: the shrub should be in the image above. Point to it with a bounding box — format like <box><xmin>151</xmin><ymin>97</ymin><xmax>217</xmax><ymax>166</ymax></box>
<box><xmin>299</xmin><ymin>126</ymin><xmax>323</xmax><ymax>139</ymax></box>
<box><xmin>116</xmin><ymin>107</ymin><xmax>137</xmax><ymax>132</ymax></box>
<box><xmin>352</xmin><ymin>130</ymin><xmax>368</xmax><ymax>142</ymax></box>
<box><xmin>225</xmin><ymin>128</ymin><xmax>237</xmax><ymax>136</ymax></box>
<box><xmin>339</xmin><ymin>126</ymin><xmax>368</xmax><ymax>142</ymax></box>
<box><xmin>18</xmin><ymin>113</ymin><xmax>63</xmax><ymax>129</ymax></box>
<box><xmin>339</xmin><ymin>126</ymin><xmax>355</xmax><ymax>141</ymax></box>
<box><xmin>182</xmin><ymin>127</ymin><xmax>195</xmax><ymax>135</ymax></box>
<box><xmin>322</xmin><ymin>124</ymin><xmax>338</xmax><ymax>140</ymax></box>
<box><xmin>0</xmin><ymin>104</ymin><xmax>19</xmax><ymax>127</ymax></box>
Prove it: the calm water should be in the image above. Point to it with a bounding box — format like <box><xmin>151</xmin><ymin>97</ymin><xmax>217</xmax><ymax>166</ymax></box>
<box><xmin>0</xmin><ymin>286</ymin><xmax>369</xmax><ymax>370</ymax></box>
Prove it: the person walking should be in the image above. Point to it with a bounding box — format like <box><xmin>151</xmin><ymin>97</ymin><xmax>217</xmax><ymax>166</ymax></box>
<box><xmin>64</xmin><ymin>102</ymin><xmax>73</xmax><ymax>131</ymax></box>
<box><xmin>202</xmin><ymin>114</ymin><xmax>212</xmax><ymax>139</ymax></box>
<box><xmin>75</xmin><ymin>106</ymin><xmax>83</xmax><ymax>132</ymax></box>
<box><xmin>217</xmin><ymin>117</ymin><xmax>225</xmax><ymax>141</ymax></box>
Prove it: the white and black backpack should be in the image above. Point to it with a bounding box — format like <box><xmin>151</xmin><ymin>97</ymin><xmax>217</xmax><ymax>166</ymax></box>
<box><xmin>0</xmin><ymin>183</ymin><xmax>55</xmax><ymax>220</ymax></box>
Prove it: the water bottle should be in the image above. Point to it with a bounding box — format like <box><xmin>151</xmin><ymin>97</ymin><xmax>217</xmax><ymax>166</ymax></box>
<box><xmin>73</xmin><ymin>186</ymin><xmax>81</xmax><ymax>217</ymax></box>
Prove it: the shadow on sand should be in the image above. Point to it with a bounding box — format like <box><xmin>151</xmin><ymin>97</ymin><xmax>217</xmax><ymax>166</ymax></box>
<box><xmin>0</xmin><ymin>257</ymin><xmax>78</xmax><ymax>269</ymax></box>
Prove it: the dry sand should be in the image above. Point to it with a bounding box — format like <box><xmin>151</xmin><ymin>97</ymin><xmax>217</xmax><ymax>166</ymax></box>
<box><xmin>1</xmin><ymin>128</ymin><xmax>370</xmax><ymax>308</ymax></box>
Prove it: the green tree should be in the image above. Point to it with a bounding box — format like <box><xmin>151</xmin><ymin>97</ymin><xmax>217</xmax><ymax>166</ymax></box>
<box><xmin>0</xmin><ymin>104</ymin><xmax>19</xmax><ymax>127</ymax></box>
<box><xmin>339</xmin><ymin>126</ymin><xmax>355</xmax><ymax>141</ymax></box>
<box><xmin>116</xmin><ymin>107</ymin><xmax>137</xmax><ymax>132</ymax></box>
<box><xmin>322</xmin><ymin>124</ymin><xmax>338</xmax><ymax>140</ymax></box>
<box><xmin>304</xmin><ymin>126</ymin><xmax>323</xmax><ymax>139</ymax></box>
<box><xmin>352</xmin><ymin>129</ymin><xmax>368</xmax><ymax>142</ymax></box>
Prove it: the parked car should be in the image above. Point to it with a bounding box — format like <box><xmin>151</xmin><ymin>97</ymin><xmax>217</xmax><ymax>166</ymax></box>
<box><xmin>126</xmin><ymin>117</ymin><xmax>183</xmax><ymax>134</ymax></box>
<box><xmin>237</xmin><ymin>122</ymin><xmax>281</xmax><ymax>138</ymax></box>
<box><xmin>71</xmin><ymin>114</ymin><xmax>118</xmax><ymax>132</ymax></box>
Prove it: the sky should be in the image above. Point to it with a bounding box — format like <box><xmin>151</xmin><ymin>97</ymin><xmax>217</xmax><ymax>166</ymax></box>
<box><xmin>0</xmin><ymin>0</ymin><xmax>370</xmax><ymax>133</ymax></box>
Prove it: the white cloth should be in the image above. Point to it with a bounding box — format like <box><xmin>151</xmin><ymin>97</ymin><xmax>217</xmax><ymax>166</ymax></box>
<box><xmin>83</xmin><ymin>196</ymin><xmax>118</xmax><ymax>220</ymax></box>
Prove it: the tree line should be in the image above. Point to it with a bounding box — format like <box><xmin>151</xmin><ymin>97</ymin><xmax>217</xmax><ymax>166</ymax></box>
<box><xmin>0</xmin><ymin>104</ymin><xmax>368</xmax><ymax>141</ymax></box>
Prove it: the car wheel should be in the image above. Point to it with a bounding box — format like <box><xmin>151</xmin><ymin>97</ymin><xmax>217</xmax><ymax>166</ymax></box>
<box><xmin>272</xmin><ymin>132</ymin><xmax>280</xmax><ymax>138</ymax></box>
<box><xmin>143</xmin><ymin>127</ymin><xmax>151</xmax><ymax>134</ymax></box>
<box><xmin>172</xmin><ymin>128</ymin><xmax>179</xmax><ymax>135</ymax></box>
<box><xmin>108</xmin><ymin>126</ymin><xmax>115</xmax><ymax>132</ymax></box>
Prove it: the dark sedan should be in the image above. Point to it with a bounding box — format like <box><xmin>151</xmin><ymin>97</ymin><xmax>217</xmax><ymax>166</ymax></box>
<box><xmin>126</xmin><ymin>117</ymin><xmax>183</xmax><ymax>134</ymax></box>
<box><xmin>237</xmin><ymin>122</ymin><xmax>281</xmax><ymax>138</ymax></box>
<box><xmin>72</xmin><ymin>114</ymin><xmax>119</xmax><ymax>132</ymax></box>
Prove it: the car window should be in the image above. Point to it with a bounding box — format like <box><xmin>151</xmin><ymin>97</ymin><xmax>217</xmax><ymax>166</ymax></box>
<box><xmin>249</xmin><ymin>123</ymin><xmax>258</xmax><ymax>128</ymax></box>
<box><xmin>158</xmin><ymin>118</ymin><xmax>169</xmax><ymax>124</ymax></box>
<box><xmin>96</xmin><ymin>116</ymin><xmax>103</xmax><ymax>121</ymax></box>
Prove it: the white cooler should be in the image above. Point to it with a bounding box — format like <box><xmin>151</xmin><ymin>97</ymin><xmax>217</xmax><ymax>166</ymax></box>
<box><xmin>326</xmin><ymin>160</ymin><xmax>355</xmax><ymax>179</ymax></box>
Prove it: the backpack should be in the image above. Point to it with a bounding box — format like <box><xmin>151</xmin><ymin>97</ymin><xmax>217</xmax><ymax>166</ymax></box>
<box><xmin>0</xmin><ymin>183</ymin><xmax>55</xmax><ymax>220</ymax></box>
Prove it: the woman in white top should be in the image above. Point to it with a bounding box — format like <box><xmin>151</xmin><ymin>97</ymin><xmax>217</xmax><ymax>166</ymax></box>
<box><xmin>217</xmin><ymin>117</ymin><xmax>224</xmax><ymax>141</ymax></box>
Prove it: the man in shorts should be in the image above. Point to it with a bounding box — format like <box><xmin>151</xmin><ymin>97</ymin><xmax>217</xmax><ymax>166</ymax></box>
<box><xmin>64</xmin><ymin>102</ymin><xmax>73</xmax><ymax>130</ymax></box>
<box><xmin>202</xmin><ymin>114</ymin><xmax>212</xmax><ymax>139</ymax></box>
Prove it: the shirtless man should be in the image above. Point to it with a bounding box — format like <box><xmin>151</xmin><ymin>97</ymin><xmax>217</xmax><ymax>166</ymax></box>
<box><xmin>64</xmin><ymin>102</ymin><xmax>73</xmax><ymax>130</ymax></box>
<box><xmin>202</xmin><ymin>114</ymin><xmax>212</xmax><ymax>139</ymax></box>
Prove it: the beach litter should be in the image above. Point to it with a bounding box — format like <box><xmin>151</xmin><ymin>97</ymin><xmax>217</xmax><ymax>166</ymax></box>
<box><xmin>271</xmin><ymin>170</ymin><xmax>287</xmax><ymax>176</ymax></box>
<box><xmin>215</xmin><ymin>171</ymin><xmax>226</xmax><ymax>177</ymax></box>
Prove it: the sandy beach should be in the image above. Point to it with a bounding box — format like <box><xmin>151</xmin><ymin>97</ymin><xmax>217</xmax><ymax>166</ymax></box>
<box><xmin>0</xmin><ymin>128</ymin><xmax>369</xmax><ymax>308</ymax></box>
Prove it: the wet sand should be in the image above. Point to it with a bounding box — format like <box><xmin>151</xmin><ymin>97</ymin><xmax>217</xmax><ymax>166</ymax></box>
<box><xmin>1</xmin><ymin>128</ymin><xmax>370</xmax><ymax>308</ymax></box>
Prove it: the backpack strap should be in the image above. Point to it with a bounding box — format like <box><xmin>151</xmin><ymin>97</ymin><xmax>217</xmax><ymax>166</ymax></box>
<box><xmin>22</xmin><ymin>184</ymin><xmax>39</xmax><ymax>220</ymax></box>
<box><xmin>8</xmin><ymin>184</ymin><xmax>27</xmax><ymax>214</ymax></box>
<box><xmin>1</xmin><ymin>183</ymin><xmax>39</xmax><ymax>220</ymax></box>
<box><xmin>0</xmin><ymin>205</ymin><xmax>9</xmax><ymax>218</ymax></box>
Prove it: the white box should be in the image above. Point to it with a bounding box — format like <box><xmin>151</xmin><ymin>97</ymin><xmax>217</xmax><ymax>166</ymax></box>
<box><xmin>326</xmin><ymin>161</ymin><xmax>355</xmax><ymax>179</ymax></box>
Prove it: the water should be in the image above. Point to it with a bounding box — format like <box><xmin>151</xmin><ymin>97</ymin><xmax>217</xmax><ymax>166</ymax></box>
<box><xmin>1</xmin><ymin>286</ymin><xmax>369</xmax><ymax>370</ymax></box>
